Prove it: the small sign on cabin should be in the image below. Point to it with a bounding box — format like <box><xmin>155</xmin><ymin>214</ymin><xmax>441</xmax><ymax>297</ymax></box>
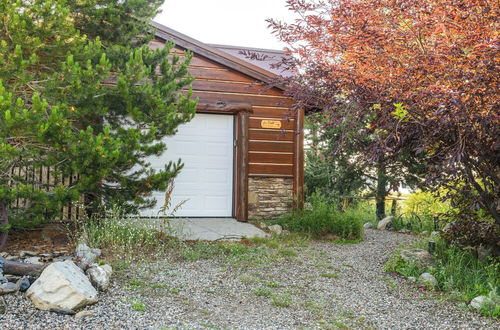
<box><xmin>260</xmin><ymin>120</ymin><xmax>282</xmax><ymax>129</ymax></box>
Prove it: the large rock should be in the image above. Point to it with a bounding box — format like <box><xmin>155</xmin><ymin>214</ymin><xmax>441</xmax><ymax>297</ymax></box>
<box><xmin>377</xmin><ymin>216</ymin><xmax>394</xmax><ymax>230</ymax></box>
<box><xmin>86</xmin><ymin>265</ymin><xmax>112</xmax><ymax>291</ymax></box>
<box><xmin>469</xmin><ymin>296</ymin><xmax>494</xmax><ymax>311</ymax></box>
<box><xmin>418</xmin><ymin>272</ymin><xmax>438</xmax><ymax>288</ymax></box>
<box><xmin>268</xmin><ymin>224</ymin><xmax>283</xmax><ymax>235</ymax></box>
<box><xmin>27</xmin><ymin>261</ymin><xmax>97</xmax><ymax>313</ymax></box>
<box><xmin>400</xmin><ymin>249</ymin><xmax>433</xmax><ymax>266</ymax></box>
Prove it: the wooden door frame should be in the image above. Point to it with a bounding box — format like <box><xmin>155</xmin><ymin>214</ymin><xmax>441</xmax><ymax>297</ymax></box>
<box><xmin>197</xmin><ymin>102</ymin><xmax>252</xmax><ymax>222</ymax></box>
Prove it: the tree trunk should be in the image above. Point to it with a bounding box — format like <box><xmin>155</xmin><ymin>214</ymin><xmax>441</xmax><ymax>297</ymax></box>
<box><xmin>391</xmin><ymin>199</ymin><xmax>398</xmax><ymax>216</ymax></box>
<box><xmin>0</xmin><ymin>201</ymin><xmax>8</xmax><ymax>251</ymax></box>
<box><xmin>375</xmin><ymin>161</ymin><xmax>388</xmax><ymax>221</ymax></box>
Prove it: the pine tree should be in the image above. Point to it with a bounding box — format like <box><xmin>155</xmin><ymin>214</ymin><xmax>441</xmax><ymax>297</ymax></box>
<box><xmin>0</xmin><ymin>0</ymin><xmax>197</xmax><ymax>248</ymax></box>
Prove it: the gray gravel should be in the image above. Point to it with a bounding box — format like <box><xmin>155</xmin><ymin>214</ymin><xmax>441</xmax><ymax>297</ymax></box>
<box><xmin>1</xmin><ymin>229</ymin><xmax>499</xmax><ymax>329</ymax></box>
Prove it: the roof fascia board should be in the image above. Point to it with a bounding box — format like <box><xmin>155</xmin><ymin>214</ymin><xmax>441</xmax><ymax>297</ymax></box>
<box><xmin>151</xmin><ymin>21</ymin><xmax>285</xmax><ymax>90</ymax></box>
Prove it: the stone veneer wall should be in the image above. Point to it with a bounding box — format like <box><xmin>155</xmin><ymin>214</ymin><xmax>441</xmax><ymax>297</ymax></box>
<box><xmin>248</xmin><ymin>177</ymin><xmax>293</xmax><ymax>219</ymax></box>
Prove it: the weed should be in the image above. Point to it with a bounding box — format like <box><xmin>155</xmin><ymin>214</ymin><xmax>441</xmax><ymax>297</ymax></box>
<box><xmin>130</xmin><ymin>298</ymin><xmax>147</xmax><ymax>312</ymax></box>
<box><xmin>111</xmin><ymin>260</ymin><xmax>131</xmax><ymax>272</ymax></box>
<box><xmin>239</xmin><ymin>275</ymin><xmax>259</xmax><ymax>284</ymax></box>
<box><xmin>330</xmin><ymin>238</ymin><xmax>363</xmax><ymax>245</ymax></box>
<box><xmin>253</xmin><ymin>287</ymin><xmax>272</xmax><ymax>297</ymax></box>
<box><xmin>320</xmin><ymin>273</ymin><xmax>339</xmax><ymax>279</ymax></box>
<box><xmin>271</xmin><ymin>294</ymin><xmax>293</xmax><ymax>307</ymax></box>
<box><xmin>150</xmin><ymin>283</ymin><xmax>168</xmax><ymax>289</ymax></box>
<box><xmin>126</xmin><ymin>279</ymin><xmax>148</xmax><ymax>290</ymax></box>
<box><xmin>278</xmin><ymin>248</ymin><xmax>297</xmax><ymax>257</ymax></box>
<box><xmin>265</xmin><ymin>281</ymin><xmax>281</xmax><ymax>288</ymax></box>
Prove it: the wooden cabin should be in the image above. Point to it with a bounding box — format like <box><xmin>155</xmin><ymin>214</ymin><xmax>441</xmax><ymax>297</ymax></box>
<box><xmin>140</xmin><ymin>22</ymin><xmax>304</xmax><ymax>222</ymax></box>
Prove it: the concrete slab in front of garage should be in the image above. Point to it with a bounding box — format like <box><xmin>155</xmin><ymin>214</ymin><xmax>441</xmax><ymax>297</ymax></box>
<box><xmin>142</xmin><ymin>217</ymin><xmax>269</xmax><ymax>241</ymax></box>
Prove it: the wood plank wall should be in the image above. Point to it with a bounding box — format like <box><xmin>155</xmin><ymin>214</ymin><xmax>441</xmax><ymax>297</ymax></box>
<box><xmin>151</xmin><ymin>40</ymin><xmax>297</xmax><ymax>178</ymax></box>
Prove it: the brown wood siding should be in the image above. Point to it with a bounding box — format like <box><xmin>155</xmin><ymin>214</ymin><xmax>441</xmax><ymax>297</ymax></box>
<box><xmin>163</xmin><ymin>42</ymin><xmax>298</xmax><ymax>178</ymax></box>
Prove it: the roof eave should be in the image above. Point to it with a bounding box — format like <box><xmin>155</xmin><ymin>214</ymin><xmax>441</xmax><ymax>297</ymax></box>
<box><xmin>151</xmin><ymin>21</ymin><xmax>287</xmax><ymax>91</ymax></box>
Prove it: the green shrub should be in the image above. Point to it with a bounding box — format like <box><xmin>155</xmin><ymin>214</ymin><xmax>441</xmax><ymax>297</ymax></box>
<box><xmin>402</xmin><ymin>190</ymin><xmax>453</xmax><ymax>217</ymax></box>
<box><xmin>274</xmin><ymin>195</ymin><xmax>363</xmax><ymax>240</ymax></box>
<box><xmin>386</xmin><ymin>236</ymin><xmax>500</xmax><ymax>317</ymax></box>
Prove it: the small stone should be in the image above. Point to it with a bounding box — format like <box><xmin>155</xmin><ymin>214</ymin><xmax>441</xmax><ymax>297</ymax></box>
<box><xmin>259</xmin><ymin>222</ymin><xmax>268</xmax><ymax>229</ymax></box>
<box><xmin>364</xmin><ymin>222</ymin><xmax>373</xmax><ymax>229</ymax></box>
<box><xmin>0</xmin><ymin>282</ymin><xmax>18</xmax><ymax>295</ymax></box>
<box><xmin>282</xmin><ymin>229</ymin><xmax>290</xmax><ymax>235</ymax></box>
<box><xmin>430</xmin><ymin>231</ymin><xmax>440</xmax><ymax>238</ymax></box>
<box><xmin>101</xmin><ymin>264</ymin><xmax>113</xmax><ymax>277</ymax></box>
<box><xmin>400</xmin><ymin>249</ymin><xmax>432</xmax><ymax>267</ymax></box>
<box><xmin>91</xmin><ymin>248</ymin><xmax>102</xmax><ymax>257</ymax></box>
<box><xmin>418</xmin><ymin>272</ymin><xmax>438</xmax><ymax>288</ymax></box>
<box><xmin>86</xmin><ymin>265</ymin><xmax>111</xmax><ymax>291</ymax></box>
<box><xmin>399</xmin><ymin>229</ymin><xmax>411</xmax><ymax>233</ymax></box>
<box><xmin>469</xmin><ymin>296</ymin><xmax>494</xmax><ymax>311</ymax></box>
<box><xmin>377</xmin><ymin>216</ymin><xmax>394</xmax><ymax>230</ymax></box>
<box><xmin>420</xmin><ymin>231</ymin><xmax>429</xmax><ymax>236</ymax></box>
<box><xmin>19</xmin><ymin>251</ymin><xmax>38</xmax><ymax>258</ymax></box>
<box><xmin>16</xmin><ymin>277</ymin><xmax>31</xmax><ymax>292</ymax></box>
<box><xmin>75</xmin><ymin>243</ymin><xmax>91</xmax><ymax>258</ymax></box>
<box><xmin>75</xmin><ymin>310</ymin><xmax>93</xmax><ymax>318</ymax></box>
<box><xmin>476</xmin><ymin>246</ymin><xmax>494</xmax><ymax>263</ymax></box>
<box><xmin>78</xmin><ymin>253</ymin><xmax>97</xmax><ymax>271</ymax></box>
<box><xmin>268</xmin><ymin>224</ymin><xmax>283</xmax><ymax>235</ymax></box>
<box><xmin>25</xmin><ymin>256</ymin><xmax>44</xmax><ymax>265</ymax></box>
<box><xmin>408</xmin><ymin>277</ymin><xmax>417</xmax><ymax>283</ymax></box>
<box><xmin>54</xmin><ymin>256</ymin><xmax>74</xmax><ymax>262</ymax></box>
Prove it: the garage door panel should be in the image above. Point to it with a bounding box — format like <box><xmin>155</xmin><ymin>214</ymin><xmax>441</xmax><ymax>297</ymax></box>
<box><xmin>140</xmin><ymin>114</ymin><xmax>234</xmax><ymax>217</ymax></box>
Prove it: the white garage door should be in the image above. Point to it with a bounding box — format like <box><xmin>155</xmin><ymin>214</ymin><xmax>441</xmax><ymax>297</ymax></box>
<box><xmin>141</xmin><ymin>114</ymin><xmax>234</xmax><ymax>217</ymax></box>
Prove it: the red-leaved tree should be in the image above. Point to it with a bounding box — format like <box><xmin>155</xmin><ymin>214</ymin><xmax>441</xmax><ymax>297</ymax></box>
<box><xmin>270</xmin><ymin>0</ymin><xmax>500</xmax><ymax>225</ymax></box>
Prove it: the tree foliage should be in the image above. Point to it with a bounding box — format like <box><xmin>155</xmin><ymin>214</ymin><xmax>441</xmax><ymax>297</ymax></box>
<box><xmin>0</xmin><ymin>0</ymin><xmax>197</xmax><ymax>247</ymax></box>
<box><xmin>270</xmin><ymin>0</ymin><xmax>499</xmax><ymax>224</ymax></box>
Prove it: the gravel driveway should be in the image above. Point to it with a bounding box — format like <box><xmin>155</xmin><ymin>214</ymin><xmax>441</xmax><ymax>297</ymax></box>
<box><xmin>1</xmin><ymin>229</ymin><xmax>498</xmax><ymax>329</ymax></box>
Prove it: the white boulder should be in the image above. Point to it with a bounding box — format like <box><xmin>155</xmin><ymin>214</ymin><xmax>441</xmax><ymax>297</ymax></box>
<box><xmin>27</xmin><ymin>261</ymin><xmax>97</xmax><ymax>313</ymax></box>
<box><xmin>377</xmin><ymin>216</ymin><xmax>394</xmax><ymax>230</ymax></box>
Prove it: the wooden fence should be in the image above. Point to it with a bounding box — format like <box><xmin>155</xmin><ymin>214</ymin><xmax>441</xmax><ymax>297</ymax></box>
<box><xmin>10</xmin><ymin>166</ymin><xmax>84</xmax><ymax>222</ymax></box>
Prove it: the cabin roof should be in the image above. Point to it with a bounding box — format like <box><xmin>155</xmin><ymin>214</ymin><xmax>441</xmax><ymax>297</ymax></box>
<box><xmin>151</xmin><ymin>21</ymin><xmax>288</xmax><ymax>90</ymax></box>
<box><xmin>209</xmin><ymin>44</ymin><xmax>294</xmax><ymax>78</ymax></box>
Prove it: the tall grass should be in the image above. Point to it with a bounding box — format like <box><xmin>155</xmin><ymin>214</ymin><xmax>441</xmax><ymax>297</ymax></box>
<box><xmin>74</xmin><ymin>207</ymin><xmax>169</xmax><ymax>259</ymax></box>
<box><xmin>274</xmin><ymin>196</ymin><xmax>364</xmax><ymax>240</ymax></box>
<box><xmin>391</xmin><ymin>214</ymin><xmax>437</xmax><ymax>234</ymax></box>
<box><xmin>386</xmin><ymin>236</ymin><xmax>499</xmax><ymax>317</ymax></box>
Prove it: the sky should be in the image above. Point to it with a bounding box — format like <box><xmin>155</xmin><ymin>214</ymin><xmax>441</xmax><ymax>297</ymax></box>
<box><xmin>155</xmin><ymin>0</ymin><xmax>297</xmax><ymax>50</ymax></box>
